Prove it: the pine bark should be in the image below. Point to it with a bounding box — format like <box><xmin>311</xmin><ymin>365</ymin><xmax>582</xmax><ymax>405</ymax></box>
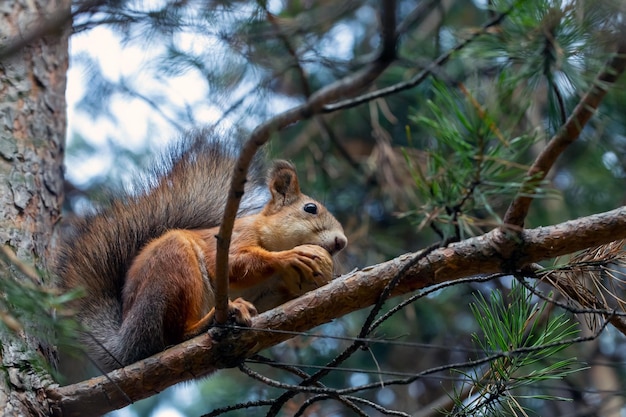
<box><xmin>0</xmin><ymin>0</ymin><xmax>69</xmax><ymax>415</ymax></box>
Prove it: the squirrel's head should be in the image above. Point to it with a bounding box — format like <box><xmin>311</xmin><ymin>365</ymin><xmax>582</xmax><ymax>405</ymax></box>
<box><xmin>258</xmin><ymin>160</ymin><xmax>347</xmax><ymax>255</ymax></box>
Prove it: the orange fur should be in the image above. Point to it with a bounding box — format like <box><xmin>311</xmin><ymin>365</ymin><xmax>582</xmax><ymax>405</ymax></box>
<box><xmin>57</xmin><ymin>137</ymin><xmax>347</xmax><ymax>371</ymax></box>
<box><xmin>120</xmin><ymin>160</ymin><xmax>346</xmax><ymax>359</ymax></box>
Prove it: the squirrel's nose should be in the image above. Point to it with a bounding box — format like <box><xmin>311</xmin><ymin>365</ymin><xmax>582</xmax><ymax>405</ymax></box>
<box><xmin>333</xmin><ymin>234</ymin><xmax>347</xmax><ymax>254</ymax></box>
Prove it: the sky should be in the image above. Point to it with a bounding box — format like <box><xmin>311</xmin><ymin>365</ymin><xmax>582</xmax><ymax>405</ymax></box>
<box><xmin>66</xmin><ymin>25</ymin><xmax>219</xmax><ymax>187</ymax></box>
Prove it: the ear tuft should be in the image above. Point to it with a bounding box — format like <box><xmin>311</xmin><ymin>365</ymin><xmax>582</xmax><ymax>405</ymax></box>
<box><xmin>268</xmin><ymin>160</ymin><xmax>300</xmax><ymax>205</ymax></box>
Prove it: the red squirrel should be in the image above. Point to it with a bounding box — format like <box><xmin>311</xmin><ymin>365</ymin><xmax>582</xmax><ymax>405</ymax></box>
<box><xmin>55</xmin><ymin>134</ymin><xmax>347</xmax><ymax>372</ymax></box>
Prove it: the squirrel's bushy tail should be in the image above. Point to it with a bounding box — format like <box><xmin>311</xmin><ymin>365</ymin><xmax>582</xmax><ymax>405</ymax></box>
<box><xmin>55</xmin><ymin>130</ymin><xmax>268</xmax><ymax>370</ymax></box>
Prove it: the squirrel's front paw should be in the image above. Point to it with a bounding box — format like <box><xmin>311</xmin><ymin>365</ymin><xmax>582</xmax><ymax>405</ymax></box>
<box><xmin>228</xmin><ymin>297</ymin><xmax>258</xmax><ymax>327</ymax></box>
<box><xmin>282</xmin><ymin>244</ymin><xmax>334</xmax><ymax>293</ymax></box>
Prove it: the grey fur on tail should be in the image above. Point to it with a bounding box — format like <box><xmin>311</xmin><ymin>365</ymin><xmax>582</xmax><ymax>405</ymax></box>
<box><xmin>55</xmin><ymin>129</ymin><xmax>268</xmax><ymax>370</ymax></box>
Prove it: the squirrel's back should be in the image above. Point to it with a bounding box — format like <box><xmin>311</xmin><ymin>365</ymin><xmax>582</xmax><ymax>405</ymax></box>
<box><xmin>55</xmin><ymin>131</ymin><xmax>268</xmax><ymax>368</ymax></box>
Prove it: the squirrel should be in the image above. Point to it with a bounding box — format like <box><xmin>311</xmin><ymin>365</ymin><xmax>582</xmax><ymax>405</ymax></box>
<box><xmin>55</xmin><ymin>132</ymin><xmax>347</xmax><ymax>372</ymax></box>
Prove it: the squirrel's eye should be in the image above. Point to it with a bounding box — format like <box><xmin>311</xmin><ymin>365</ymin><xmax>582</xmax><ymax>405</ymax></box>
<box><xmin>303</xmin><ymin>203</ymin><xmax>318</xmax><ymax>214</ymax></box>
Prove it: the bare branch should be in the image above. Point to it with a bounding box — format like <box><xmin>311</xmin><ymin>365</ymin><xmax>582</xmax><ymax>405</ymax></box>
<box><xmin>212</xmin><ymin>0</ymin><xmax>399</xmax><ymax>323</ymax></box>
<box><xmin>48</xmin><ymin>205</ymin><xmax>626</xmax><ymax>416</ymax></box>
<box><xmin>395</xmin><ymin>0</ymin><xmax>442</xmax><ymax>37</ymax></box>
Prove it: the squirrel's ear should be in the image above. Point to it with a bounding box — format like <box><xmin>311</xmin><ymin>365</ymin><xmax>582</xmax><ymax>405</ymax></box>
<box><xmin>268</xmin><ymin>160</ymin><xmax>301</xmax><ymax>205</ymax></box>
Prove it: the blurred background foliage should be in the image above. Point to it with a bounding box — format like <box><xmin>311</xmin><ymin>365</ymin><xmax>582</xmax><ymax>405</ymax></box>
<box><xmin>62</xmin><ymin>0</ymin><xmax>626</xmax><ymax>415</ymax></box>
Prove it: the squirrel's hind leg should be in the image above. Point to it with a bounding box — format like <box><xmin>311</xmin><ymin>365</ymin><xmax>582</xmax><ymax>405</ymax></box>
<box><xmin>121</xmin><ymin>229</ymin><xmax>216</xmax><ymax>364</ymax></box>
<box><xmin>120</xmin><ymin>229</ymin><xmax>257</xmax><ymax>365</ymax></box>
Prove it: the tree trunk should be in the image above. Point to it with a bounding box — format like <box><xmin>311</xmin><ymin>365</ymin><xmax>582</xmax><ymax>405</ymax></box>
<box><xmin>0</xmin><ymin>0</ymin><xmax>69</xmax><ymax>415</ymax></box>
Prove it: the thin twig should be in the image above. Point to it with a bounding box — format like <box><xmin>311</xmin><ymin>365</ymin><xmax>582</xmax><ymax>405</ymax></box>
<box><xmin>239</xmin><ymin>365</ymin><xmax>371</xmax><ymax>417</ymax></box>
<box><xmin>339</xmin><ymin>395</ymin><xmax>412</xmax><ymax>417</ymax></box>
<box><xmin>413</xmin><ymin>384</ymin><xmax>474</xmax><ymax>417</ymax></box>
<box><xmin>295</xmin><ymin>394</ymin><xmax>370</xmax><ymax>417</ymax></box>
<box><xmin>395</xmin><ymin>0</ymin><xmax>441</xmax><ymax>37</ymax></box>
<box><xmin>368</xmin><ymin>273</ymin><xmax>506</xmax><ymax>332</ymax></box>
<box><xmin>517</xmin><ymin>269</ymin><xmax>626</xmax><ymax>335</ymax></box>
<box><xmin>246</xmin><ymin>355</ymin><xmax>373</xmax><ymax>416</ymax></box>
<box><xmin>333</xmin><ymin>319</ymin><xmax>610</xmax><ymax>397</ymax></box>
<box><xmin>232</xmin><ymin>327</ymin><xmax>483</xmax><ymax>354</ymax></box>
<box><xmin>202</xmin><ymin>399</ymin><xmax>276</xmax><ymax>417</ymax></box>
<box><xmin>322</xmin><ymin>5</ymin><xmax>516</xmax><ymax>113</ymax></box>
<box><xmin>234</xmin><ymin>324</ymin><xmax>607</xmax><ymax>399</ymax></box>
<box><xmin>264</xmin><ymin>4</ymin><xmax>366</xmax><ymax>181</ymax></box>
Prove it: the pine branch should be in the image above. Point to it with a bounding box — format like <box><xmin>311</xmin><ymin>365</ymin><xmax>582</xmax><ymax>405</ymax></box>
<box><xmin>503</xmin><ymin>32</ymin><xmax>626</xmax><ymax>227</ymax></box>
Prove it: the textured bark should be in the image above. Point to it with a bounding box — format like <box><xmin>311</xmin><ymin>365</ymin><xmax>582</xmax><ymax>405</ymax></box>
<box><xmin>49</xmin><ymin>206</ymin><xmax>626</xmax><ymax>416</ymax></box>
<box><xmin>0</xmin><ymin>0</ymin><xmax>69</xmax><ymax>415</ymax></box>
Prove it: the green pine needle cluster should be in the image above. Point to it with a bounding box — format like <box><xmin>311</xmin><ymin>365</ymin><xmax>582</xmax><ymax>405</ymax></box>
<box><xmin>406</xmin><ymin>79</ymin><xmax>543</xmax><ymax>240</ymax></box>
<box><xmin>402</xmin><ymin>0</ymin><xmax>622</xmax><ymax>241</ymax></box>
<box><xmin>0</xmin><ymin>255</ymin><xmax>83</xmax><ymax>380</ymax></box>
<box><xmin>449</xmin><ymin>282</ymin><xmax>582</xmax><ymax>416</ymax></box>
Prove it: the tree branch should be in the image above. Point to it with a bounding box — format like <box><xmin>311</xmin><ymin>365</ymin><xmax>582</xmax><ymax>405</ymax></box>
<box><xmin>503</xmin><ymin>34</ymin><xmax>626</xmax><ymax>227</ymax></box>
<box><xmin>48</xmin><ymin>205</ymin><xmax>626</xmax><ymax>416</ymax></box>
<box><xmin>0</xmin><ymin>0</ymin><xmax>106</xmax><ymax>61</ymax></box>
<box><xmin>212</xmin><ymin>0</ymin><xmax>399</xmax><ymax>323</ymax></box>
